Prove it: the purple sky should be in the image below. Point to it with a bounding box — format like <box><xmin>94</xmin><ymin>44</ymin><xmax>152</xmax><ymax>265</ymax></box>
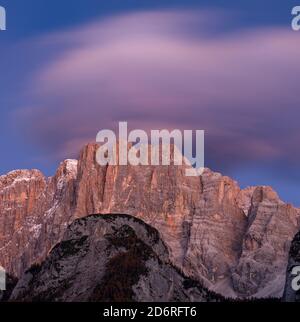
<box><xmin>1</xmin><ymin>1</ymin><xmax>300</xmax><ymax>205</ymax></box>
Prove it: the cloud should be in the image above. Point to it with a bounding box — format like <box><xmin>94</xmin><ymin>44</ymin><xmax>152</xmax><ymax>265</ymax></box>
<box><xmin>13</xmin><ymin>10</ymin><xmax>300</xmax><ymax>179</ymax></box>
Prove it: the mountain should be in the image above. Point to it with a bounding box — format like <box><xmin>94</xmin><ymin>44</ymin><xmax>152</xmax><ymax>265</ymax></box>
<box><xmin>0</xmin><ymin>143</ymin><xmax>299</xmax><ymax>299</ymax></box>
<box><xmin>283</xmin><ymin>230</ymin><xmax>300</xmax><ymax>302</ymax></box>
<box><xmin>0</xmin><ymin>160</ymin><xmax>78</xmax><ymax>277</ymax></box>
<box><xmin>10</xmin><ymin>214</ymin><xmax>222</xmax><ymax>302</ymax></box>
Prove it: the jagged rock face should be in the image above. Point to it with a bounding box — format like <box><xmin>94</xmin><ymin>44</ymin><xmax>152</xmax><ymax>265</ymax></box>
<box><xmin>0</xmin><ymin>160</ymin><xmax>78</xmax><ymax>277</ymax></box>
<box><xmin>283</xmin><ymin>231</ymin><xmax>300</xmax><ymax>302</ymax></box>
<box><xmin>237</xmin><ymin>186</ymin><xmax>257</xmax><ymax>216</ymax></box>
<box><xmin>181</xmin><ymin>170</ymin><xmax>247</xmax><ymax>297</ymax></box>
<box><xmin>74</xmin><ymin>144</ymin><xmax>250</xmax><ymax>296</ymax></box>
<box><xmin>10</xmin><ymin>214</ymin><xmax>221</xmax><ymax>302</ymax></box>
<box><xmin>0</xmin><ymin>170</ymin><xmax>47</xmax><ymax>275</ymax></box>
<box><xmin>0</xmin><ymin>143</ymin><xmax>299</xmax><ymax>299</ymax></box>
<box><xmin>74</xmin><ymin>143</ymin><xmax>203</xmax><ymax>266</ymax></box>
<box><xmin>73</xmin><ymin>144</ymin><xmax>300</xmax><ymax>298</ymax></box>
<box><xmin>31</xmin><ymin>159</ymin><xmax>78</xmax><ymax>269</ymax></box>
<box><xmin>232</xmin><ymin>187</ymin><xmax>300</xmax><ymax>297</ymax></box>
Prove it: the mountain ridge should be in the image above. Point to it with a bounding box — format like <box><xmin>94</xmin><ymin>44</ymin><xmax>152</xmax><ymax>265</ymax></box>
<box><xmin>10</xmin><ymin>213</ymin><xmax>224</xmax><ymax>302</ymax></box>
<box><xmin>0</xmin><ymin>143</ymin><xmax>299</xmax><ymax>299</ymax></box>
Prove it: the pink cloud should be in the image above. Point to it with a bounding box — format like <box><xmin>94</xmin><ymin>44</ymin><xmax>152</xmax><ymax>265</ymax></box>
<box><xmin>13</xmin><ymin>10</ymin><xmax>300</xmax><ymax>169</ymax></box>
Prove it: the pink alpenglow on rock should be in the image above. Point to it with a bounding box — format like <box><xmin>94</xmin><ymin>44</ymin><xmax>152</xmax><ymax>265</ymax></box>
<box><xmin>0</xmin><ymin>144</ymin><xmax>299</xmax><ymax>299</ymax></box>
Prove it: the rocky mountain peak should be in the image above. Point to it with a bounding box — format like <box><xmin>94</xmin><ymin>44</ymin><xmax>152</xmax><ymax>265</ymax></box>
<box><xmin>52</xmin><ymin>159</ymin><xmax>78</xmax><ymax>192</ymax></box>
<box><xmin>0</xmin><ymin>169</ymin><xmax>45</xmax><ymax>190</ymax></box>
<box><xmin>251</xmin><ymin>186</ymin><xmax>283</xmax><ymax>205</ymax></box>
<box><xmin>10</xmin><ymin>214</ymin><xmax>223</xmax><ymax>302</ymax></box>
<box><xmin>0</xmin><ymin>143</ymin><xmax>299</xmax><ymax>299</ymax></box>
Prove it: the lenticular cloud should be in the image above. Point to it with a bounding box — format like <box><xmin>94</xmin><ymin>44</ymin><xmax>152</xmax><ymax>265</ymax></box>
<box><xmin>15</xmin><ymin>10</ymin><xmax>300</xmax><ymax>176</ymax></box>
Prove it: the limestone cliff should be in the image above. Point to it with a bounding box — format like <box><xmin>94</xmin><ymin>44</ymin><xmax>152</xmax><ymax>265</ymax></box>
<box><xmin>0</xmin><ymin>143</ymin><xmax>299</xmax><ymax>299</ymax></box>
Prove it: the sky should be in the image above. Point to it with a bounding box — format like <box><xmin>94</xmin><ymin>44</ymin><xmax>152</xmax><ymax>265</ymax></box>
<box><xmin>0</xmin><ymin>0</ymin><xmax>300</xmax><ymax>205</ymax></box>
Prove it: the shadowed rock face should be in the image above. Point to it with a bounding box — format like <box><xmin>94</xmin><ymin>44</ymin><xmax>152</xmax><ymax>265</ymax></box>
<box><xmin>10</xmin><ymin>214</ymin><xmax>222</xmax><ymax>302</ymax></box>
<box><xmin>283</xmin><ymin>231</ymin><xmax>300</xmax><ymax>302</ymax></box>
<box><xmin>0</xmin><ymin>143</ymin><xmax>299</xmax><ymax>299</ymax></box>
